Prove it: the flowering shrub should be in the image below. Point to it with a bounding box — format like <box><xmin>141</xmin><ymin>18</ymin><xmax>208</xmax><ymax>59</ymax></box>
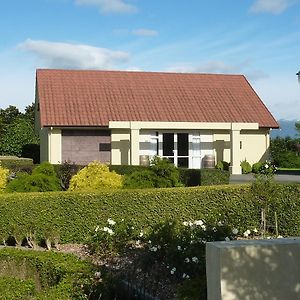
<box><xmin>88</xmin><ymin>217</ymin><xmax>238</xmax><ymax>298</ymax></box>
<box><xmin>257</xmin><ymin>161</ymin><xmax>277</xmax><ymax>177</ymax></box>
<box><xmin>68</xmin><ymin>161</ymin><xmax>123</xmax><ymax>191</ymax></box>
<box><xmin>87</xmin><ymin>218</ymin><xmax>138</xmax><ymax>255</ymax></box>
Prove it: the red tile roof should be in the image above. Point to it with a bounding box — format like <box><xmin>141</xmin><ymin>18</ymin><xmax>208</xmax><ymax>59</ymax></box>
<box><xmin>36</xmin><ymin>69</ymin><xmax>279</xmax><ymax>128</ymax></box>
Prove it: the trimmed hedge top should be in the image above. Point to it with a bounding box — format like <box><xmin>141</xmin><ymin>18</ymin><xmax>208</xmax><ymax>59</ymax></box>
<box><xmin>0</xmin><ymin>184</ymin><xmax>299</xmax><ymax>244</ymax></box>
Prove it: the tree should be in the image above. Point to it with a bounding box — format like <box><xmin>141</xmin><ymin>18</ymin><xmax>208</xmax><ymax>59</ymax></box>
<box><xmin>0</xmin><ymin>105</ymin><xmax>21</xmax><ymax>124</ymax></box>
<box><xmin>24</xmin><ymin>102</ymin><xmax>35</xmax><ymax>125</ymax></box>
<box><xmin>0</xmin><ymin>118</ymin><xmax>39</xmax><ymax>157</ymax></box>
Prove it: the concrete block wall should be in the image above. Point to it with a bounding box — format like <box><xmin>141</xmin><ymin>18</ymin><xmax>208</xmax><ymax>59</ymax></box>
<box><xmin>206</xmin><ymin>238</ymin><xmax>300</xmax><ymax>300</ymax></box>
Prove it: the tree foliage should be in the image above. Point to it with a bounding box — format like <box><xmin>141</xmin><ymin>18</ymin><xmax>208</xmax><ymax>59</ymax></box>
<box><xmin>0</xmin><ymin>103</ymin><xmax>39</xmax><ymax>158</ymax></box>
<box><xmin>270</xmin><ymin>137</ymin><xmax>300</xmax><ymax>168</ymax></box>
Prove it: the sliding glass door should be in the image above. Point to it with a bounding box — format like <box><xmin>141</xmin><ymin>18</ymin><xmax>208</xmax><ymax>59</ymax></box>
<box><xmin>162</xmin><ymin>133</ymin><xmax>189</xmax><ymax>168</ymax></box>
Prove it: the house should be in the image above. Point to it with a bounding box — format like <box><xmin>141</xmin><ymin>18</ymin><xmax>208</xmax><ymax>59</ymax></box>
<box><xmin>35</xmin><ymin>69</ymin><xmax>279</xmax><ymax>174</ymax></box>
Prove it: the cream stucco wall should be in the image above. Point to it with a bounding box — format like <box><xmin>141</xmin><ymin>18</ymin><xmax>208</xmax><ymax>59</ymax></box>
<box><xmin>213</xmin><ymin>128</ymin><xmax>270</xmax><ymax>165</ymax></box>
<box><xmin>111</xmin><ymin>129</ymin><xmax>130</xmax><ymax>165</ymax></box>
<box><xmin>240</xmin><ymin>129</ymin><xmax>270</xmax><ymax>164</ymax></box>
<box><xmin>48</xmin><ymin>128</ymin><xmax>62</xmax><ymax>164</ymax></box>
<box><xmin>206</xmin><ymin>239</ymin><xmax>300</xmax><ymax>300</ymax></box>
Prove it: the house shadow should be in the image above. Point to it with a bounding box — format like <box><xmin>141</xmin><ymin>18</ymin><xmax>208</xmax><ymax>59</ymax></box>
<box><xmin>207</xmin><ymin>239</ymin><xmax>300</xmax><ymax>299</ymax></box>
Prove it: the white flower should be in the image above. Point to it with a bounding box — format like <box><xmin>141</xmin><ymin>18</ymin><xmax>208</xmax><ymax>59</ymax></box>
<box><xmin>150</xmin><ymin>246</ymin><xmax>158</xmax><ymax>252</ymax></box>
<box><xmin>183</xmin><ymin>221</ymin><xmax>189</xmax><ymax>226</ymax></box>
<box><xmin>218</xmin><ymin>221</ymin><xmax>223</xmax><ymax>226</ymax></box>
<box><xmin>188</xmin><ymin>221</ymin><xmax>194</xmax><ymax>227</ymax></box>
<box><xmin>182</xmin><ymin>273</ymin><xmax>190</xmax><ymax>279</ymax></box>
<box><xmin>184</xmin><ymin>257</ymin><xmax>190</xmax><ymax>263</ymax></box>
<box><xmin>148</xmin><ymin>240</ymin><xmax>152</xmax><ymax>244</ymax></box>
<box><xmin>139</xmin><ymin>231</ymin><xmax>144</xmax><ymax>237</ymax></box>
<box><xmin>243</xmin><ymin>229</ymin><xmax>251</xmax><ymax>237</ymax></box>
<box><xmin>186</xmin><ymin>274</ymin><xmax>190</xmax><ymax>279</ymax></box>
<box><xmin>95</xmin><ymin>226</ymin><xmax>99</xmax><ymax>232</ymax></box>
<box><xmin>170</xmin><ymin>267</ymin><xmax>176</xmax><ymax>274</ymax></box>
<box><xmin>225</xmin><ymin>237</ymin><xmax>230</xmax><ymax>242</ymax></box>
<box><xmin>194</xmin><ymin>220</ymin><xmax>204</xmax><ymax>226</ymax></box>
<box><xmin>107</xmin><ymin>218</ymin><xmax>116</xmax><ymax>226</ymax></box>
<box><xmin>177</xmin><ymin>245</ymin><xmax>182</xmax><ymax>251</ymax></box>
<box><xmin>253</xmin><ymin>228</ymin><xmax>258</xmax><ymax>233</ymax></box>
<box><xmin>94</xmin><ymin>271</ymin><xmax>101</xmax><ymax>278</ymax></box>
<box><xmin>192</xmin><ymin>257</ymin><xmax>199</xmax><ymax>263</ymax></box>
<box><xmin>277</xmin><ymin>235</ymin><xmax>283</xmax><ymax>238</ymax></box>
<box><xmin>265</xmin><ymin>164</ymin><xmax>269</xmax><ymax>169</ymax></box>
<box><xmin>102</xmin><ymin>226</ymin><xmax>110</xmax><ymax>232</ymax></box>
<box><xmin>201</xmin><ymin>224</ymin><xmax>207</xmax><ymax>231</ymax></box>
<box><xmin>232</xmin><ymin>228</ymin><xmax>238</xmax><ymax>235</ymax></box>
<box><xmin>157</xmin><ymin>245</ymin><xmax>161</xmax><ymax>249</ymax></box>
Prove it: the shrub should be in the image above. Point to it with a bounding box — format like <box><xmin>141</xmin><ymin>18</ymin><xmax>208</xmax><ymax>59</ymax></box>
<box><xmin>0</xmin><ymin>248</ymin><xmax>102</xmax><ymax>299</ymax></box>
<box><xmin>0</xmin><ymin>157</ymin><xmax>34</xmax><ymax>174</ymax></box>
<box><xmin>123</xmin><ymin>157</ymin><xmax>182</xmax><ymax>189</ymax></box>
<box><xmin>178</xmin><ymin>168</ymin><xmax>201</xmax><ymax>186</ymax></box>
<box><xmin>88</xmin><ymin>218</ymin><xmax>138</xmax><ymax>256</ymax></box>
<box><xmin>276</xmin><ymin>152</ymin><xmax>300</xmax><ymax>168</ymax></box>
<box><xmin>150</xmin><ymin>156</ymin><xmax>182</xmax><ymax>187</ymax></box>
<box><xmin>200</xmin><ymin>169</ymin><xmax>230</xmax><ymax>185</ymax></box>
<box><xmin>54</xmin><ymin>161</ymin><xmax>83</xmax><ymax>190</ymax></box>
<box><xmin>215</xmin><ymin>161</ymin><xmax>230</xmax><ymax>172</ymax></box>
<box><xmin>109</xmin><ymin>165</ymin><xmax>147</xmax><ymax>175</ymax></box>
<box><xmin>252</xmin><ymin>162</ymin><xmax>263</xmax><ymax>174</ymax></box>
<box><xmin>68</xmin><ymin>161</ymin><xmax>123</xmax><ymax>191</ymax></box>
<box><xmin>6</xmin><ymin>162</ymin><xmax>61</xmax><ymax>193</ymax></box>
<box><xmin>240</xmin><ymin>160</ymin><xmax>252</xmax><ymax>174</ymax></box>
<box><xmin>0</xmin><ymin>166</ymin><xmax>9</xmax><ymax>192</ymax></box>
<box><xmin>123</xmin><ymin>170</ymin><xmax>156</xmax><ymax>189</ymax></box>
<box><xmin>215</xmin><ymin>161</ymin><xmax>224</xmax><ymax>170</ymax></box>
<box><xmin>1</xmin><ymin>184</ymin><xmax>299</xmax><ymax>244</ymax></box>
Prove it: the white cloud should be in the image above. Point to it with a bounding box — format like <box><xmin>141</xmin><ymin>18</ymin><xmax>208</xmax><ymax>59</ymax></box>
<box><xmin>75</xmin><ymin>0</ymin><xmax>137</xmax><ymax>14</ymax></box>
<box><xmin>249</xmin><ymin>0</ymin><xmax>296</xmax><ymax>14</ymax></box>
<box><xmin>18</xmin><ymin>39</ymin><xmax>130</xmax><ymax>69</ymax></box>
<box><xmin>252</xmin><ymin>74</ymin><xmax>300</xmax><ymax>120</ymax></box>
<box><xmin>132</xmin><ymin>29</ymin><xmax>159</xmax><ymax>37</ymax></box>
<box><xmin>166</xmin><ymin>60</ymin><xmax>268</xmax><ymax>81</ymax></box>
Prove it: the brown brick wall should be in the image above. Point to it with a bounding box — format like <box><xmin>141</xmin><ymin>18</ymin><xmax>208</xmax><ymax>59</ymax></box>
<box><xmin>62</xmin><ymin>129</ymin><xmax>111</xmax><ymax>165</ymax></box>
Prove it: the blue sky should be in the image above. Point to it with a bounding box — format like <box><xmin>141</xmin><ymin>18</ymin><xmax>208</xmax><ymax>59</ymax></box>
<box><xmin>0</xmin><ymin>0</ymin><xmax>300</xmax><ymax>120</ymax></box>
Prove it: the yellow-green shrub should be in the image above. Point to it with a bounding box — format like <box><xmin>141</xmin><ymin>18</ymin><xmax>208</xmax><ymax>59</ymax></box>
<box><xmin>68</xmin><ymin>161</ymin><xmax>123</xmax><ymax>191</ymax></box>
<box><xmin>0</xmin><ymin>166</ymin><xmax>9</xmax><ymax>192</ymax></box>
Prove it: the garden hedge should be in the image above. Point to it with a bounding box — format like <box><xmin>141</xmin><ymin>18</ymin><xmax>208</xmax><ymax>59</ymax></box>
<box><xmin>0</xmin><ymin>247</ymin><xmax>97</xmax><ymax>299</ymax></box>
<box><xmin>0</xmin><ymin>157</ymin><xmax>34</xmax><ymax>174</ymax></box>
<box><xmin>0</xmin><ymin>184</ymin><xmax>299</xmax><ymax>244</ymax></box>
<box><xmin>54</xmin><ymin>164</ymin><xmax>229</xmax><ymax>187</ymax></box>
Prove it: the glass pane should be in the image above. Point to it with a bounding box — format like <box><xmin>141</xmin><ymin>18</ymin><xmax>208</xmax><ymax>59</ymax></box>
<box><xmin>192</xmin><ymin>137</ymin><xmax>201</xmax><ymax>156</ymax></box>
<box><xmin>178</xmin><ymin>157</ymin><xmax>189</xmax><ymax>168</ymax></box>
<box><xmin>178</xmin><ymin>133</ymin><xmax>188</xmax><ymax>156</ymax></box>
<box><xmin>163</xmin><ymin>133</ymin><xmax>174</xmax><ymax>156</ymax></box>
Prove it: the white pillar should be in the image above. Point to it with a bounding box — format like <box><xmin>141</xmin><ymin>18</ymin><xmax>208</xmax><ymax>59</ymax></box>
<box><xmin>130</xmin><ymin>128</ymin><xmax>140</xmax><ymax>165</ymax></box>
<box><xmin>48</xmin><ymin>128</ymin><xmax>62</xmax><ymax>164</ymax></box>
<box><xmin>230</xmin><ymin>128</ymin><xmax>241</xmax><ymax>175</ymax></box>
